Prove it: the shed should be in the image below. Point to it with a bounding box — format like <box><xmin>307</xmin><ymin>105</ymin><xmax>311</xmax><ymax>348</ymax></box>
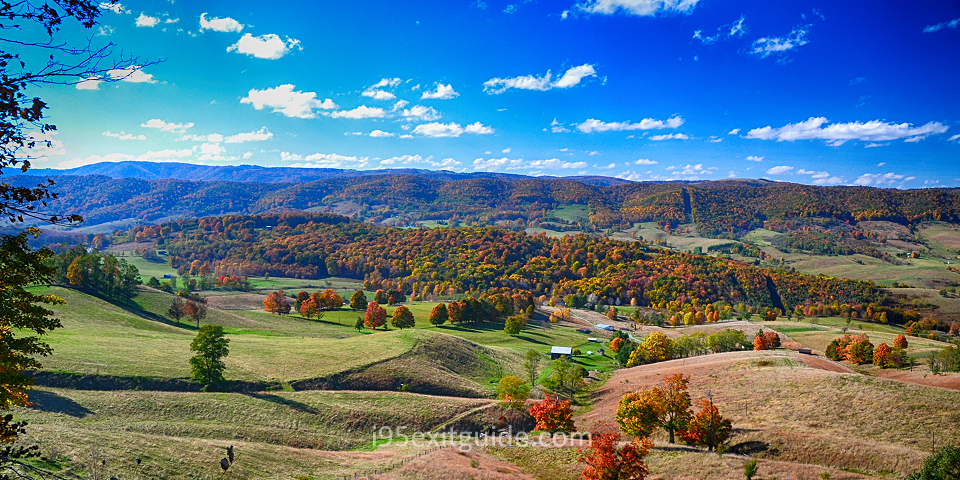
<box><xmin>576</xmin><ymin>328</ymin><xmax>591</xmax><ymax>334</ymax></box>
<box><xmin>798</xmin><ymin>348</ymin><xmax>812</xmax><ymax>355</ymax></box>
<box><xmin>550</xmin><ymin>346</ymin><xmax>573</xmax><ymax>360</ymax></box>
<box><xmin>595</xmin><ymin>323</ymin><xmax>615</xmax><ymax>332</ymax></box>
<box><xmin>587</xmin><ymin>337</ymin><xmax>599</xmax><ymax>342</ymax></box>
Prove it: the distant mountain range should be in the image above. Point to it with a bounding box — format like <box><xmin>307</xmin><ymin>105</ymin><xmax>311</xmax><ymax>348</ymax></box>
<box><xmin>21</xmin><ymin>161</ymin><xmax>633</xmax><ymax>186</ymax></box>
<box><xmin>7</xmin><ymin>162</ymin><xmax>959</xmax><ymax>239</ymax></box>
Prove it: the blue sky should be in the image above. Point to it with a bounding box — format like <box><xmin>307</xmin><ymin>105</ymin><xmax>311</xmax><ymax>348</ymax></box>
<box><xmin>22</xmin><ymin>0</ymin><xmax>960</xmax><ymax>187</ymax></box>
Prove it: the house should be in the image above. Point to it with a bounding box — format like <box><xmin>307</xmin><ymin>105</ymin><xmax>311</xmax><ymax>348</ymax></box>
<box><xmin>597</xmin><ymin>348</ymin><xmax>605</xmax><ymax>356</ymax></box>
<box><xmin>595</xmin><ymin>323</ymin><xmax>615</xmax><ymax>332</ymax></box>
<box><xmin>550</xmin><ymin>346</ymin><xmax>573</xmax><ymax>360</ymax></box>
<box><xmin>576</xmin><ymin>328</ymin><xmax>591</xmax><ymax>334</ymax></box>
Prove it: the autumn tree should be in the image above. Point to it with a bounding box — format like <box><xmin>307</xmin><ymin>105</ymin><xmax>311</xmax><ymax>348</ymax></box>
<box><xmin>364</xmin><ymin>301</ymin><xmax>387</xmax><ymax>329</ymax></box>
<box><xmin>763</xmin><ymin>331</ymin><xmax>780</xmax><ymax>349</ymax></box>
<box><xmin>679</xmin><ymin>397</ymin><xmax>731</xmax><ymax>451</ymax></box>
<box><xmin>299</xmin><ymin>296</ymin><xmax>320</xmax><ymax>320</ymax></box>
<box><xmin>184</xmin><ymin>299</ymin><xmax>208</xmax><ymax>328</ymax></box>
<box><xmin>391</xmin><ymin>306</ymin><xmax>415</xmax><ymax>329</ymax></box>
<box><xmin>264</xmin><ymin>291</ymin><xmax>291</xmax><ymax>315</ymax></box>
<box><xmin>528</xmin><ymin>394</ymin><xmax>574</xmax><ymax>433</ymax></box>
<box><xmin>641</xmin><ymin>331</ymin><xmax>672</xmax><ymax>363</ymax></box>
<box><xmin>374</xmin><ymin>289</ymin><xmax>388</xmax><ymax>304</ymax></box>
<box><xmin>350</xmin><ymin>290</ymin><xmax>367</xmax><ymax>310</ymax></box>
<box><xmin>318</xmin><ymin>289</ymin><xmax>343</xmax><ymax>310</ymax></box>
<box><xmin>189</xmin><ymin>325</ymin><xmax>229</xmax><ymax>388</ymax></box>
<box><xmin>295</xmin><ymin>291</ymin><xmax>309</xmax><ymax>312</ymax></box>
<box><xmin>447</xmin><ymin>301</ymin><xmax>464</xmax><ymax>325</ymax></box>
<box><xmin>496</xmin><ymin>375</ymin><xmax>530</xmax><ymax>409</ymax></box>
<box><xmin>578</xmin><ymin>425</ymin><xmax>652</xmax><ymax>480</ymax></box>
<box><xmin>893</xmin><ymin>334</ymin><xmax>908</xmax><ymax>350</ymax></box>
<box><xmin>616</xmin><ymin>374</ymin><xmax>692</xmax><ymax>444</ymax></box>
<box><xmin>523</xmin><ymin>349</ymin><xmax>541</xmax><ymax>386</ymax></box>
<box><xmin>753</xmin><ymin>330</ymin><xmax>768</xmax><ymax>351</ymax></box>
<box><xmin>167</xmin><ymin>295</ymin><xmax>186</xmax><ymax>323</ymax></box>
<box><xmin>428</xmin><ymin>303</ymin><xmax>448</xmax><ymax>326</ymax></box>
<box><xmin>873</xmin><ymin>342</ymin><xmax>892</xmax><ymax>368</ymax></box>
<box><xmin>609</xmin><ymin>337</ymin><xmax>625</xmax><ymax>353</ymax></box>
<box><xmin>606</xmin><ymin>306</ymin><xmax>618</xmax><ymax>322</ymax></box>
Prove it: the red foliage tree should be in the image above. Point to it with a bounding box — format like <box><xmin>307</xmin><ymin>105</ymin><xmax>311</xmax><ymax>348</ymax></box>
<box><xmin>299</xmin><ymin>297</ymin><xmax>320</xmax><ymax>320</ymax></box>
<box><xmin>752</xmin><ymin>330</ymin><xmax>768</xmax><ymax>351</ymax></box>
<box><xmin>428</xmin><ymin>303</ymin><xmax>448</xmax><ymax>326</ymax></box>
<box><xmin>578</xmin><ymin>425</ymin><xmax>652</xmax><ymax>480</ymax></box>
<box><xmin>893</xmin><ymin>334</ymin><xmax>908</xmax><ymax>350</ymax></box>
<box><xmin>873</xmin><ymin>342</ymin><xmax>892</xmax><ymax>368</ymax></box>
<box><xmin>529</xmin><ymin>394</ymin><xmax>574</xmax><ymax>433</ymax></box>
<box><xmin>364</xmin><ymin>301</ymin><xmax>387</xmax><ymax>329</ymax></box>
<box><xmin>763</xmin><ymin>331</ymin><xmax>780</xmax><ymax>348</ymax></box>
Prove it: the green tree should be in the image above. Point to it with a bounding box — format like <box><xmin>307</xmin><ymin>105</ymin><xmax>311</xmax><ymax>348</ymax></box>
<box><xmin>542</xmin><ymin>357</ymin><xmax>586</xmax><ymax>400</ymax></box>
<box><xmin>391</xmin><ymin>306</ymin><xmax>415</xmax><ymax>329</ymax></box>
<box><xmin>355</xmin><ymin>316</ymin><xmax>364</xmax><ymax>332</ymax></box>
<box><xmin>907</xmin><ymin>446</ymin><xmax>960</xmax><ymax>480</ymax></box>
<box><xmin>350</xmin><ymin>290</ymin><xmax>367</xmax><ymax>310</ymax></box>
<box><xmin>0</xmin><ymin>232</ymin><xmax>63</xmax><ymax>408</ymax></box>
<box><xmin>523</xmin><ymin>349</ymin><xmax>541</xmax><ymax>386</ymax></box>
<box><xmin>374</xmin><ymin>289</ymin><xmax>388</xmax><ymax>304</ymax></box>
<box><xmin>189</xmin><ymin>325</ymin><xmax>230</xmax><ymax>387</ymax></box>
<box><xmin>504</xmin><ymin>314</ymin><xmax>526</xmax><ymax>335</ymax></box>
<box><xmin>495</xmin><ymin>375</ymin><xmax>530</xmax><ymax>409</ymax></box>
<box><xmin>295</xmin><ymin>291</ymin><xmax>309</xmax><ymax>312</ymax></box>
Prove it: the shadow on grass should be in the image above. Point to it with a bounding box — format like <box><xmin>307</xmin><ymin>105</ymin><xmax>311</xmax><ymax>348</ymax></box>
<box><xmin>27</xmin><ymin>389</ymin><xmax>94</xmax><ymax>418</ymax></box>
<box><xmin>60</xmin><ymin>285</ymin><xmax>200</xmax><ymax>332</ymax></box>
<box><xmin>244</xmin><ymin>392</ymin><xmax>322</xmax><ymax>415</ymax></box>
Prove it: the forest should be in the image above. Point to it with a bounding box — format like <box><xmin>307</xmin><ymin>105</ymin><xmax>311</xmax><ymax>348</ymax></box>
<box><xmin>119</xmin><ymin>212</ymin><xmax>886</xmax><ymax>318</ymax></box>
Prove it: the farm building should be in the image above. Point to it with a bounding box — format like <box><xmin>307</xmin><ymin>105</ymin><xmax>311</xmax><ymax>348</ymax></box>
<box><xmin>550</xmin><ymin>346</ymin><xmax>572</xmax><ymax>360</ymax></box>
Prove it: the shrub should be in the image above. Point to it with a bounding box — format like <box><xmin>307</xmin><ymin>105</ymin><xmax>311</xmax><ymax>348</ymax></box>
<box><xmin>906</xmin><ymin>445</ymin><xmax>960</xmax><ymax>480</ymax></box>
<box><xmin>496</xmin><ymin>376</ymin><xmax>530</xmax><ymax>409</ymax></box>
<box><xmin>572</xmin><ymin>348</ymin><xmax>582</xmax><ymax>356</ymax></box>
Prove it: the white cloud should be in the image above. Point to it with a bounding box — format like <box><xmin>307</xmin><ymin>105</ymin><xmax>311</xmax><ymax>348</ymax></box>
<box><xmin>550</xmin><ymin>118</ymin><xmax>570</xmax><ymax>133</ymax></box>
<box><xmin>728</xmin><ymin>128</ymin><xmax>740</xmax><ymax>135</ymax></box>
<box><xmin>413</xmin><ymin>122</ymin><xmax>463</xmax><ymax>138</ymax></box>
<box><xmin>432</xmin><ymin>158</ymin><xmax>461</xmax><ymax>168</ymax></box>
<box><xmin>242</xmin><ymin>152</ymin><xmax>253</xmax><ymax>159</ymax></box>
<box><xmin>227</xmin><ymin>33</ymin><xmax>301</xmax><ymax>60</ymax></box>
<box><xmin>464</xmin><ymin>122</ymin><xmax>494</xmax><ymax>134</ymax></box>
<box><xmin>369</xmin><ymin>130</ymin><xmax>395</xmax><ymax>137</ymax></box>
<box><xmin>577</xmin><ymin>116</ymin><xmax>683</xmax><ymax>133</ymax></box>
<box><xmin>694</xmin><ymin>15</ymin><xmax>746</xmax><ymax>44</ymax></box>
<box><xmin>596</xmin><ymin>163</ymin><xmax>616</xmax><ymax>169</ymax></box>
<box><xmin>399</xmin><ymin>134</ymin><xmax>413</xmax><ymax>139</ymax></box>
<box><xmin>765</xmin><ymin>165</ymin><xmax>793</xmax><ymax>175</ymax></box>
<box><xmin>141</xmin><ymin>119</ymin><xmax>194</xmax><ymax>133</ymax></box>
<box><xmin>330</xmin><ymin>105</ymin><xmax>386</xmax><ymax>119</ymax></box>
<box><xmin>99</xmin><ymin>2</ymin><xmax>126</xmax><ymax>14</ymax></box>
<box><xmin>746</xmin><ymin>117</ymin><xmax>949</xmax><ymax>145</ymax></box>
<box><xmin>797</xmin><ymin>170</ymin><xmax>844</xmax><ymax>185</ymax></box>
<box><xmin>381</xmin><ymin>154</ymin><xmax>428</xmax><ymax>165</ymax></box>
<box><xmin>421</xmin><ymin>83</ymin><xmax>459</xmax><ymax>100</ymax></box>
<box><xmin>102</xmin><ymin>131</ymin><xmax>146</xmax><ymax>140</ymax></box>
<box><xmin>224</xmin><ymin>127</ymin><xmax>272</xmax><ymax>143</ymax></box>
<box><xmin>577</xmin><ymin>0</ymin><xmax>700</xmax><ymax>16</ymax></box>
<box><xmin>635</xmin><ymin>158</ymin><xmax>657</xmax><ymax>165</ymax></box>
<box><xmin>197</xmin><ymin>143</ymin><xmax>225</xmax><ymax>156</ymax></box>
<box><xmin>240</xmin><ymin>85</ymin><xmax>337</xmax><ymax>119</ymax></box>
<box><xmin>649</xmin><ymin>133</ymin><xmax>689</xmax><ymax>140</ymax></box>
<box><xmin>362</xmin><ymin>78</ymin><xmax>401</xmax><ymax>100</ymax></box>
<box><xmin>392</xmin><ymin>100</ymin><xmax>410</xmax><ymax>112</ymax></box>
<box><xmin>923</xmin><ymin>18</ymin><xmax>959</xmax><ymax>33</ymax></box>
<box><xmin>483</xmin><ymin>64</ymin><xmax>596</xmax><ymax>94</ymax></box>
<box><xmin>344</xmin><ymin>132</ymin><xmax>363</xmax><ymax>136</ymax></box>
<box><xmin>854</xmin><ymin>172</ymin><xmax>914</xmax><ymax>187</ymax></box>
<box><xmin>526</xmin><ymin>158</ymin><xmax>588</xmax><ymax>169</ymax></box>
<box><xmin>137</xmin><ymin>149</ymin><xmax>193</xmax><ymax>161</ymax></box>
<box><xmin>473</xmin><ymin>157</ymin><xmax>525</xmax><ymax>171</ymax></box>
<box><xmin>865</xmin><ymin>143</ymin><xmax>889</xmax><ymax>148</ymax></box>
<box><xmin>947</xmin><ymin>134</ymin><xmax>960</xmax><ymax>142</ymax></box>
<box><xmin>502</xmin><ymin>148</ymin><xmax>512</xmax><ymax>153</ymax></box>
<box><xmin>199</xmin><ymin>13</ymin><xmax>244</xmax><ymax>32</ymax></box>
<box><xmin>108</xmin><ymin>66</ymin><xmax>157</xmax><ymax>83</ymax></box>
<box><xmin>286</xmin><ymin>153</ymin><xmax>370</xmax><ymax>169</ymax></box>
<box><xmin>746</xmin><ymin>155</ymin><xmax>763</xmax><ymax>162</ymax></box>
<box><xmin>400</xmin><ymin>105</ymin><xmax>441</xmax><ymax>121</ymax></box>
<box><xmin>179</xmin><ymin>133</ymin><xmax>224</xmax><ymax>142</ymax></box>
<box><xmin>750</xmin><ymin>25</ymin><xmax>810</xmax><ymax>59</ymax></box>
<box><xmin>135</xmin><ymin>12</ymin><xmax>159</xmax><ymax>27</ymax></box>
<box><xmin>76</xmin><ymin>76</ymin><xmax>102</xmax><ymax>90</ymax></box>
<box><xmin>97</xmin><ymin>25</ymin><xmax>115</xmax><ymax>36</ymax></box>
<box><xmin>280</xmin><ymin>152</ymin><xmax>302</xmax><ymax>161</ymax></box>
<box><xmin>18</xmin><ymin>132</ymin><xmax>65</xmax><ymax>160</ymax></box>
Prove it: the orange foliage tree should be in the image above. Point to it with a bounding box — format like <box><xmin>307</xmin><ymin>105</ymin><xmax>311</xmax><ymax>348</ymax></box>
<box><xmin>753</xmin><ymin>330</ymin><xmax>768</xmax><ymax>351</ymax></box>
<box><xmin>578</xmin><ymin>425</ymin><xmax>652</xmax><ymax>480</ymax></box>
<box><xmin>263</xmin><ymin>291</ymin><xmax>290</xmax><ymax>315</ymax></box>
<box><xmin>428</xmin><ymin>303</ymin><xmax>448</xmax><ymax>326</ymax></box>
<box><xmin>609</xmin><ymin>337</ymin><xmax>625</xmax><ymax>353</ymax></box>
<box><xmin>893</xmin><ymin>334</ymin><xmax>908</xmax><ymax>349</ymax></box>
<box><xmin>529</xmin><ymin>394</ymin><xmax>574</xmax><ymax>434</ymax></box>
<box><xmin>679</xmin><ymin>398</ymin><xmax>732</xmax><ymax>451</ymax></box>
<box><xmin>364</xmin><ymin>301</ymin><xmax>387</xmax><ymax>329</ymax></box>
<box><xmin>299</xmin><ymin>296</ymin><xmax>320</xmax><ymax>320</ymax></box>
<box><xmin>616</xmin><ymin>374</ymin><xmax>691</xmax><ymax>443</ymax></box>
<box><xmin>873</xmin><ymin>342</ymin><xmax>892</xmax><ymax>368</ymax></box>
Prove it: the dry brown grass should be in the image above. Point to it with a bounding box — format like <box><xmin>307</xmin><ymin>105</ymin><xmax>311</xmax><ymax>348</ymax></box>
<box><xmin>581</xmin><ymin>350</ymin><xmax>960</xmax><ymax>477</ymax></box>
